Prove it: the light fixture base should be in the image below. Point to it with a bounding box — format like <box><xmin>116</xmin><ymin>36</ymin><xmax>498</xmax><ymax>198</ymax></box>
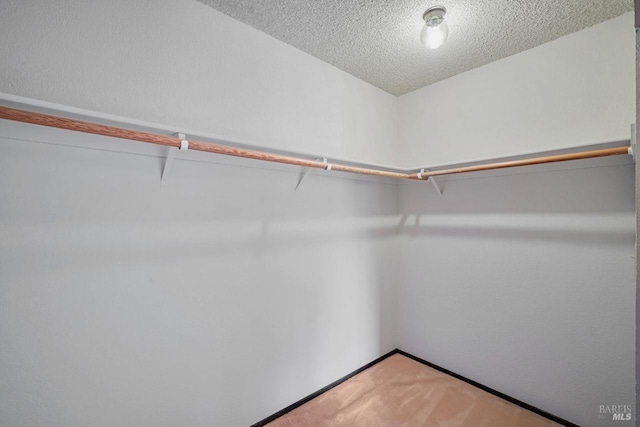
<box><xmin>423</xmin><ymin>6</ymin><xmax>446</xmax><ymax>22</ymax></box>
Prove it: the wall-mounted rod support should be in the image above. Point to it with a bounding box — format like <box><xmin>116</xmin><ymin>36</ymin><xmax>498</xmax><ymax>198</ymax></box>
<box><xmin>0</xmin><ymin>106</ymin><xmax>631</xmax><ymax>182</ymax></box>
<box><xmin>295</xmin><ymin>157</ymin><xmax>325</xmax><ymax>191</ymax></box>
<box><xmin>295</xmin><ymin>166</ymin><xmax>313</xmax><ymax>191</ymax></box>
<box><xmin>430</xmin><ymin>178</ymin><xmax>442</xmax><ymax>195</ymax></box>
<box><xmin>419</xmin><ymin>168</ymin><xmax>442</xmax><ymax>195</ymax></box>
<box><xmin>161</xmin><ymin>146</ymin><xmax>178</xmax><ymax>185</ymax></box>
<box><xmin>161</xmin><ymin>132</ymin><xmax>188</xmax><ymax>186</ymax></box>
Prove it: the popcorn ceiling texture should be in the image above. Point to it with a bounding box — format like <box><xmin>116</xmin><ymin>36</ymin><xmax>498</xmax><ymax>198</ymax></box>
<box><xmin>198</xmin><ymin>0</ymin><xmax>633</xmax><ymax>95</ymax></box>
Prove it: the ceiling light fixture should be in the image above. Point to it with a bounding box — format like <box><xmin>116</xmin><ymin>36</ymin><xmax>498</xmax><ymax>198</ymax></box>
<box><xmin>420</xmin><ymin>6</ymin><xmax>448</xmax><ymax>49</ymax></box>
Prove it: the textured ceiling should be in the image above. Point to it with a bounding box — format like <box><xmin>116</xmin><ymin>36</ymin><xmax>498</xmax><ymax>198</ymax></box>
<box><xmin>197</xmin><ymin>0</ymin><xmax>633</xmax><ymax>95</ymax></box>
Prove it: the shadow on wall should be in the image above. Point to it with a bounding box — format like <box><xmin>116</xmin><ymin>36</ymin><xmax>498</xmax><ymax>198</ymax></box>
<box><xmin>401</xmin><ymin>162</ymin><xmax>634</xmax><ymax>214</ymax></box>
<box><xmin>397</xmin><ymin>162</ymin><xmax>635</xmax><ymax>246</ymax></box>
<box><xmin>396</xmin><ymin>213</ymin><xmax>634</xmax><ymax>247</ymax></box>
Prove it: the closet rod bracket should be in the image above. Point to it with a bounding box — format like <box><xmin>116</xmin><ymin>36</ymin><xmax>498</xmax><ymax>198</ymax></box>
<box><xmin>295</xmin><ymin>157</ymin><xmax>325</xmax><ymax>191</ymax></box>
<box><xmin>421</xmin><ymin>169</ymin><xmax>442</xmax><ymax>196</ymax></box>
<box><xmin>161</xmin><ymin>132</ymin><xmax>188</xmax><ymax>186</ymax></box>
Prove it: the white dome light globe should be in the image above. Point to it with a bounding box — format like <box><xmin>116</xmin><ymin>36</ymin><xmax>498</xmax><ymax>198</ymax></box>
<box><xmin>420</xmin><ymin>6</ymin><xmax>448</xmax><ymax>50</ymax></box>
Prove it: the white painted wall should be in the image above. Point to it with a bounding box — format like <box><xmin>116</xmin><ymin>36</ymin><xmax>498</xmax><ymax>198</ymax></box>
<box><xmin>0</xmin><ymin>120</ymin><xmax>400</xmax><ymax>426</ymax></box>
<box><xmin>397</xmin><ymin>162</ymin><xmax>636</xmax><ymax>427</ymax></box>
<box><xmin>397</xmin><ymin>12</ymin><xmax>635</xmax><ymax>168</ymax></box>
<box><xmin>0</xmin><ymin>0</ymin><xmax>398</xmax><ymax>165</ymax></box>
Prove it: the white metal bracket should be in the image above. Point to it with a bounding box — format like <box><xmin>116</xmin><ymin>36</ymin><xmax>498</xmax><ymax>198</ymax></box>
<box><xmin>421</xmin><ymin>168</ymin><xmax>442</xmax><ymax>196</ymax></box>
<box><xmin>295</xmin><ymin>157</ymin><xmax>331</xmax><ymax>191</ymax></box>
<box><xmin>161</xmin><ymin>133</ymin><xmax>189</xmax><ymax>186</ymax></box>
<box><xmin>630</xmin><ymin>124</ymin><xmax>636</xmax><ymax>161</ymax></box>
<box><xmin>295</xmin><ymin>165</ymin><xmax>313</xmax><ymax>191</ymax></box>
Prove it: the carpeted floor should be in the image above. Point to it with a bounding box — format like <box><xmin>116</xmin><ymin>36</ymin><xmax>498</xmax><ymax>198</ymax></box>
<box><xmin>266</xmin><ymin>354</ymin><xmax>562</xmax><ymax>427</ymax></box>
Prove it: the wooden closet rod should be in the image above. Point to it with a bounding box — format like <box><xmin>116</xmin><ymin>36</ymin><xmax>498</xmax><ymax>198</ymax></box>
<box><xmin>0</xmin><ymin>106</ymin><xmax>411</xmax><ymax>180</ymax></box>
<box><xmin>0</xmin><ymin>106</ymin><xmax>631</xmax><ymax>181</ymax></box>
<box><xmin>412</xmin><ymin>146</ymin><xmax>631</xmax><ymax>179</ymax></box>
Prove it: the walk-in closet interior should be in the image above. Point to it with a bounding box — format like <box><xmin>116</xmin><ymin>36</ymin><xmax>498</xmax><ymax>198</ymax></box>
<box><xmin>0</xmin><ymin>1</ymin><xmax>637</xmax><ymax>426</ymax></box>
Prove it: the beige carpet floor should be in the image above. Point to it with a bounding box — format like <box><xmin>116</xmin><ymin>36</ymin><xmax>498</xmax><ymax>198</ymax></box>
<box><xmin>267</xmin><ymin>354</ymin><xmax>562</xmax><ymax>427</ymax></box>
